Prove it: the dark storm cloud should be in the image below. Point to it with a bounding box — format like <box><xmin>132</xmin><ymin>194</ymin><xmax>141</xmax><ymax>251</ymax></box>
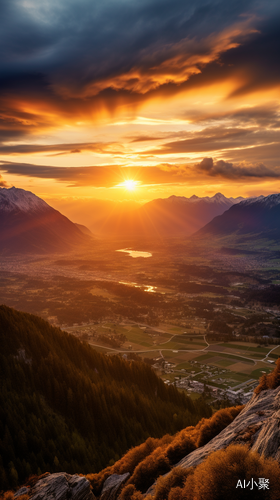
<box><xmin>225</xmin><ymin>19</ymin><xmax>280</xmax><ymax>97</ymax></box>
<box><xmin>171</xmin><ymin>14</ymin><xmax>280</xmax><ymax>99</ymax></box>
<box><xmin>0</xmin><ymin>0</ymin><xmax>253</xmax><ymax>86</ymax></box>
<box><xmin>1</xmin><ymin>0</ymin><xmax>279</xmax><ymax>120</ymax></box>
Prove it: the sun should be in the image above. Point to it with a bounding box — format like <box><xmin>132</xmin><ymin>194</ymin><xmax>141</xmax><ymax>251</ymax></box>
<box><xmin>123</xmin><ymin>179</ymin><xmax>138</xmax><ymax>191</ymax></box>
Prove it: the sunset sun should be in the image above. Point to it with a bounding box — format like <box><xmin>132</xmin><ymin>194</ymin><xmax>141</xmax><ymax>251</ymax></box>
<box><xmin>123</xmin><ymin>179</ymin><xmax>138</xmax><ymax>191</ymax></box>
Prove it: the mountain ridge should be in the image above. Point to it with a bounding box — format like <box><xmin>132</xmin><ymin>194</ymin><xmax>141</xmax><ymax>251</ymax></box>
<box><xmin>194</xmin><ymin>192</ymin><xmax>280</xmax><ymax>241</ymax></box>
<box><xmin>90</xmin><ymin>193</ymin><xmax>244</xmax><ymax>237</ymax></box>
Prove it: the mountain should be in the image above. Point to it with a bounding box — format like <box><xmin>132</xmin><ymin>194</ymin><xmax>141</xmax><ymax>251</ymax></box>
<box><xmin>195</xmin><ymin>193</ymin><xmax>280</xmax><ymax>242</ymax></box>
<box><xmin>91</xmin><ymin>193</ymin><xmax>244</xmax><ymax>237</ymax></box>
<box><xmin>0</xmin><ymin>186</ymin><xmax>92</xmax><ymax>253</ymax></box>
<box><xmin>0</xmin><ymin>305</ymin><xmax>210</xmax><ymax>491</ymax></box>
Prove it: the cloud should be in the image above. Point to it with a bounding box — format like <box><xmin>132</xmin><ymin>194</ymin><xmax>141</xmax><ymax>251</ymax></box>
<box><xmin>182</xmin><ymin>104</ymin><xmax>280</xmax><ymax>128</ymax></box>
<box><xmin>0</xmin><ymin>141</ymin><xmax>120</xmax><ymax>156</ymax></box>
<box><xmin>0</xmin><ymin>161</ymin><xmax>188</xmax><ymax>187</ymax></box>
<box><xmin>0</xmin><ymin>162</ymin><xmax>125</xmax><ymax>187</ymax></box>
<box><xmin>0</xmin><ymin>174</ymin><xmax>8</xmax><ymax>187</ymax></box>
<box><xmin>197</xmin><ymin>158</ymin><xmax>280</xmax><ymax>179</ymax></box>
<box><xmin>141</xmin><ymin>125</ymin><xmax>280</xmax><ymax>156</ymax></box>
<box><xmin>1</xmin><ymin>157</ymin><xmax>279</xmax><ymax>188</ymax></box>
<box><xmin>0</xmin><ymin>1</ymin><xmax>254</xmax><ymax>94</ymax></box>
<box><xmin>0</xmin><ymin>0</ymin><xmax>279</xmax><ymax>134</ymax></box>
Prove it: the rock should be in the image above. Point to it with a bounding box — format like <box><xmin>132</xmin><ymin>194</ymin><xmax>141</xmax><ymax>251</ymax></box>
<box><xmin>28</xmin><ymin>472</ymin><xmax>95</xmax><ymax>500</ymax></box>
<box><xmin>252</xmin><ymin>408</ymin><xmax>280</xmax><ymax>460</ymax></box>
<box><xmin>14</xmin><ymin>486</ymin><xmax>30</xmax><ymax>498</ymax></box>
<box><xmin>176</xmin><ymin>386</ymin><xmax>280</xmax><ymax>470</ymax></box>
<box><xmin>100</xmin><ymin>473</ymin><xmax>130</xmax><ymax>500</ymax></box>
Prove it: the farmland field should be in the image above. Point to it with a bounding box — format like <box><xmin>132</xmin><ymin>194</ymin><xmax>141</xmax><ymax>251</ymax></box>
<box><xmin>82</xmin><ymin>318</ymin><xmax>278</xmax><ymax>397</ymax></box>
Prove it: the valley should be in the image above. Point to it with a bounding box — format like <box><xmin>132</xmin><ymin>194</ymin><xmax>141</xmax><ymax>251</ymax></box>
<box><xmin>1</xmin><ymin>235</ymin><xmax>280</xmax><ymax>407</ymax></box>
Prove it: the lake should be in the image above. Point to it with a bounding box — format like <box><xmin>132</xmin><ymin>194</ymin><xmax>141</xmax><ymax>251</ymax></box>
<box><xmin>116</xmin><ymin>248</ymin><xmax>152</xmax><ymax>258</ymax></box>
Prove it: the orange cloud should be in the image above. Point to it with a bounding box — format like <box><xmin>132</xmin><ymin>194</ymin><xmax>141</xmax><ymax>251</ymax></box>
<box><xmin>0</xmin><ymin>174</ymin><xmax>7</xmax><ymax>187</ymax></box>
<box><xmin>1</xmin><ymin>158</ymin><xmax>279</xmax><ymax>189</ymax></box>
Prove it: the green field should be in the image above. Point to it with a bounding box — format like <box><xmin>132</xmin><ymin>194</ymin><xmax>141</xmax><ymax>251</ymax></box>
<box><xmin>250</xmin><ymin>367</ymin><xmax>274</xmax><ymax>378</ymax></box>
<box><xmin>222</xmin><ymin>343</ymin><xmax>270</xmax><ymax>354</ymax></box>
<box><xmin>221</xmin><ymin>372</ymin><xmax>250</xmax><ymax>383</ymax></box>
<box><xmin>87</xmin><ymin>320</ymin><xmax>276</xmax><ymax>393</ymax></box>
<box><xmin>211</xmin><ymin>359</ymin><xmax>234</xmax><ymax>367</ymax></box>
<box><xmin>176</xmin><ymin>362</ymin><xmax>197</xmax><ymax>370</ymax></box>
<box><xmin>172</xmin><ymin>335</ymin><xmax>207</xmax><ymax>346</ymax></box>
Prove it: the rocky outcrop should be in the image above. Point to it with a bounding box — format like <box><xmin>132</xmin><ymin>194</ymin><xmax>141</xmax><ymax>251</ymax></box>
<box><xmin>14</xmin><ymin>472</ymin><xmax>95</xmax><ymax>500</ymax></box>
<box><xmin>144</xmin><ymin>386</ymin><xmax>280</xmax><ymax>497</ymax></box>
<box><xmin>177</xmin><ymin>386</ymin><xmax>280</xmax><ymax>470</ymax></box>
<box><xmin>100</xmin><ymin>473</ymin><xmax>130</xmax><ymax>500</ymax></box>
<box><xmin>14</xmin><ymin>486</ymin><xmax>30</xmax><ymax>498</ymax></box>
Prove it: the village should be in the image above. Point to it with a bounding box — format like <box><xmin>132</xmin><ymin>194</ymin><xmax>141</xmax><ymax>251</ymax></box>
<box><xmin>159</xmin><ymin>359</ymin><xmax>259</xmax><ymax>405</ymax></box>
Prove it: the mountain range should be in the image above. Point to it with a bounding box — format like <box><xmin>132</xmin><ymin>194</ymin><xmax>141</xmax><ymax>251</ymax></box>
<box><xmin>0</xmin><ymin>187</ymin><xmax>92</xmax><ymax>253</ymax></box>
<box><xmin>1</xmin><ymin>187</ymin><xmax>280</xmax><ymax>253</ymax></box>
<box><xmin>89</xmin><ymin>193</ymin><xmax>244</xmax><ymax>237</ymax></box>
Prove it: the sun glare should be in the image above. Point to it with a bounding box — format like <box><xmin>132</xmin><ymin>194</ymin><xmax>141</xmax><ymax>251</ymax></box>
<box><xmin>123</xmin><ymin>179</ymin><xmax>138</xmax><ymax>191</ymax></box>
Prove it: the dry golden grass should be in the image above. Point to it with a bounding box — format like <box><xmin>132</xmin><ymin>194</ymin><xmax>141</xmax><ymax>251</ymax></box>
<box><xmin>168</xmin><ymin>444</ymin><xmax>280</xmax><ymax>500</ymax></box>
<box><xmin>88</xmin><ymin>406</ymin><xmax>244</xmax><ymax>496</ymax></box>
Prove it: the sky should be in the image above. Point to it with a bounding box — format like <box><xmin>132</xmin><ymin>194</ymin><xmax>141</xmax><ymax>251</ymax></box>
<box><xmin>0</xmin><ymin>0</ymin><xmax>280</xmax><ymax>213</ymax></box>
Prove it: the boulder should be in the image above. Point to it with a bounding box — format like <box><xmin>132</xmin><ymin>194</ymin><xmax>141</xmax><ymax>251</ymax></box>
<box><xmin>27</xmin><ymin>472</ymin><xmax>95</xmax><ymax>500</ymax></box>
<box><xmin>14</xmin><ymin>486</ymin><xmax>30</xmax><ymax>498</ymax></box>
<box><xmin>100</xmin><ymin>473</ymin><xmax>130</xmax><ymax>500</ymax></box>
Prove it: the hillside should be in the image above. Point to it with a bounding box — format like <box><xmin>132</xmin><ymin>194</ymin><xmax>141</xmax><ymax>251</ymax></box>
<box><xmin>8</xmin><ymin>382</ymin><xmax>280</xmax><ymax>499</ymax></box>
<box><xmin>0</xmin><ymin>305</ymin><xmax>211</xmax><ymax>491</ymax></box>
<box><xmin>0</xmin><ymin>187</ymin><xmax>91</xmax><ymax>253</ymax></box>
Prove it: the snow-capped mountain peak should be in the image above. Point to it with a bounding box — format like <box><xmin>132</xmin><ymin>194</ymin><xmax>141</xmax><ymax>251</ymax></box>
<box><xmin>240</xmin><ymin>193</ymin><xmax>280</xmax><ymax>209</ymax></box>
<box><xmin>167</xmin><ymin>193</ymin><xmax>244</xmax><ymax>204</ymax></box>
<box><xmin>0</xmin><ymin>187</ymin><xmax>50</xmax><ymax>213</ymax></box>
<box><xmin>0</xmin><ymin>186</ymin><xmax>91</xmax><ymax>253</ymax></box>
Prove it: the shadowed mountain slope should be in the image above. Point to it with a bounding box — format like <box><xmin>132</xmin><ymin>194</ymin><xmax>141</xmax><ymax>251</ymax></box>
<box><xmin>0</xmin><ymin>187</ymin><xmax>91</xmax><ymax>253</ymax></box>
<box><xmin>195</xmin><ymin>193</ymin><xmax>280</xmax><ymax>242</ymax></box>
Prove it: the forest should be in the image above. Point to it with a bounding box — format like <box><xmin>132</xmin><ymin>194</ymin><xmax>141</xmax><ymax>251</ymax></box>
<box><xmin>0</xmin><ymin>305</ymin><xmax>211</xmax><ymax>491</ymax></box>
